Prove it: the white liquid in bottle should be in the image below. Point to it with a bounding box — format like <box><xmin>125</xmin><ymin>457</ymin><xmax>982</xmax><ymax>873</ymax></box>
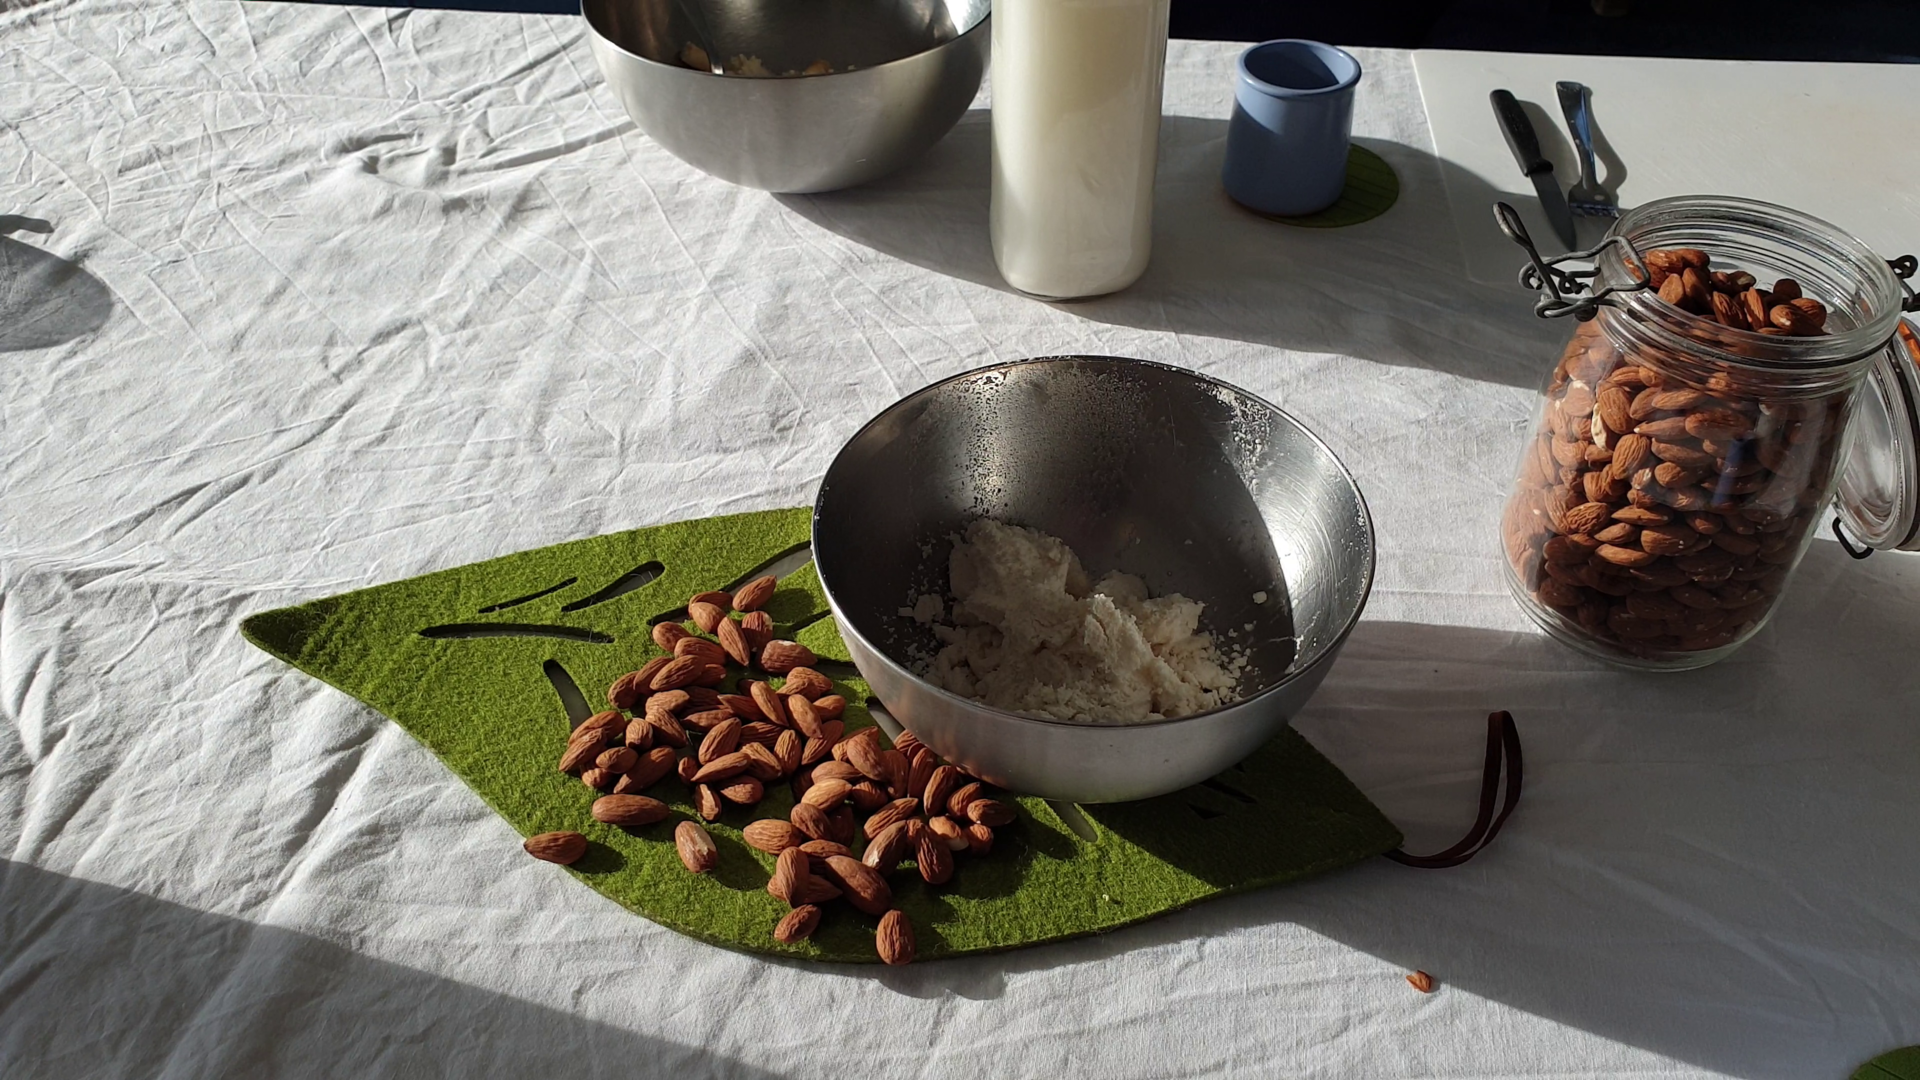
<box><xmin>989</xmin><ymin>0</ymin><xmax>1172</xmax><ymax>299</ymax></box>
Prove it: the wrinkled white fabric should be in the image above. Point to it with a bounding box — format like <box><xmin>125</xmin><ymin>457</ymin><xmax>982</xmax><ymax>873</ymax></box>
<box><xmin>2</xmin><ymin>2</ymin><xmax>1918</xmax><ymax>1077</ymax></box>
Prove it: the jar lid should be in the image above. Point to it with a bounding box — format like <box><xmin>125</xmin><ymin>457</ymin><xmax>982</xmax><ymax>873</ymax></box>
<box><xmin>1835</xmin><ymin>319</ymin><xmax>1920</xmax><ymax>552</ymax></box>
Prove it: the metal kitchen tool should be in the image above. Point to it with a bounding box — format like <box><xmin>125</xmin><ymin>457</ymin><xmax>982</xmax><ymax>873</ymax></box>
<box><xmin>1490</xmin><ymin>88</ymin><xmax>1577</xmax><ymax>250</ymax></box>
<box><xmin>1556</xmin><ymin>80</ymin><xmax>1617</xmax><ymax>217</ymax></box>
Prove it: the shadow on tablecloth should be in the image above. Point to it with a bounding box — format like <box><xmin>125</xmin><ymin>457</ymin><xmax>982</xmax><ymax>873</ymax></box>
<box><xmin>850</xmin><ymin>536</ymin><xmax>1920</xmax><ymax>1076</ymax></box>
<box><xmin>0</xmin><ymin>859</ymin><xmax>788</xmax><ymax>1078</ymax></box>
<box><xmin>778</xmin><ymin>111</ymin><xmax>1567</xmax><ymax>390</ymax></box>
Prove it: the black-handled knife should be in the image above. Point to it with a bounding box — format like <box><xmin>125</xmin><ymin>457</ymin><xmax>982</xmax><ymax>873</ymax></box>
<box><xmin>1490</xmin><ymin>88</ymin><xmax>1577</xmax><ymax>250</ymax></box>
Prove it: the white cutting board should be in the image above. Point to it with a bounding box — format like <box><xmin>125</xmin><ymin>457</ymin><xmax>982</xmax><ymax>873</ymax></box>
<box><xmin>1413</xmin><ymin>49</ymin><xmax>1920</xmax><ymax>284</ymax></box>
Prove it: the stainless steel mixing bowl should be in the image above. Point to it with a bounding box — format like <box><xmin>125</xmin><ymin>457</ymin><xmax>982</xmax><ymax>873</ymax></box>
<box><xmin>582</xmin><ymin>0</ymin><xmax>989</xmax><ymax>193</ymax></box>
<box><xmin>813</xmin><ymin>357</ymin><xmax>1376</xmax><ymax>804</ymax></box>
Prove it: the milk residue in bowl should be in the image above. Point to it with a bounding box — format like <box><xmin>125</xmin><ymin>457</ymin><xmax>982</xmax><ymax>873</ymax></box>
<box><xmin>904</xmin><ymin>520</ymin><xmax>1244</xmax><ymax>723</ymax></box>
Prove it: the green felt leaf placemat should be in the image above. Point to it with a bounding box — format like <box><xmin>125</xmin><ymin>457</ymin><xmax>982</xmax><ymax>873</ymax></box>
<box><xmin>1857</xmin><ymin>1048</ymin><xmax>1920</xmax><ymax>1080</ymax></box>
<box><xmin>242</xmin><ymin>507</ymin><xmax>1402</xmax><ymax>962</ymax></box>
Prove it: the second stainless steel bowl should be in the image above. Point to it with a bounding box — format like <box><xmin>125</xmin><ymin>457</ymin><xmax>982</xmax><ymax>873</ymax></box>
<box><xmin>813</xmin><ymin>357</ymin><xmax>1375</xmax><ymax>803</ymax></box>
<box><xmin>583</xmin><ymin>0</ymin><xmax>989</xmax><ymax>193</ymax></box>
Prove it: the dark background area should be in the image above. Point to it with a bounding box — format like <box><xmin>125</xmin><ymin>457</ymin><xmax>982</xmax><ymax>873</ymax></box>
<box><xmin>291</xmin><ymin>0</ymin><xmax>1920</xmax><ymax>63</ymax></box>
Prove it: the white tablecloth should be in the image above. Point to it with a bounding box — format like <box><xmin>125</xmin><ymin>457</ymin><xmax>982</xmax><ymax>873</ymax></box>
<box><xmin>4</xmin><ymin>2</ymin><xmax>1917</xmax><ymax>1076</ymax></box>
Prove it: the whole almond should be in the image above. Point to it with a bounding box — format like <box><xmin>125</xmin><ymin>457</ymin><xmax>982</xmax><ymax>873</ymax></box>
<box><xmin>946</xmin><ymin>781</ymin><xmax>984</xmax><ymax>818</ymax></box>
<box><xmin>1610</xmin><ymin>433</ymin><xmax>1653</xmax><ymax>476</ymax></box>
<box><xmin>1592</xmin><ymin>522</ymin><xmax>1637</xmax><ymax>545</ymax></box>
<box><xmin>812</xmin><ymin>760</ymin><xmax>864</xmax><ymax>784</ymax></box>
<box><xmin>576</xmin><ymin>710</ymin><xmax>627</xmax><ymax>743</ymax></box>
<box><xmin>699</xmin><ymin>717</ymin><xmax>743</xmax><ymax>764</ymax></box>
<box><xmin>760</xmin><ymin>640</ymin><xmax>816</xmax><ymax>674</ymax></box>
<box><xmin>801</xmin><ymin>777</ymin><xmax>853</xmax><ymax>809</ymax></box>
<box><xmin>739</xmin><ymin>610</ymin><xmax>775</xmax><ymax>651</ymax></box>
<box><xmin>717</xmin><ymin>693</ymin><xmax>765</xmax><ymax>722</ymax></box>
<box><xmin>1740</xmin><ymin>288</ymin><xmax>1770</xmax><ymax>328</ymax></box>
<box><xmin>876</xmin><ymin>909</ymin><xmax>915</xmax><ymax>965</ymax></box>
<box><xmin>626</xmin><ymin>720</ymin><xmax>661</xmax><ymax>756</ymax></box>
<box><xmin>893</xmin><ymin>730</ymin><xmax>924</xmax><ymax>757</ymax></box>
<box><xmin>768</xmin><ymin>846</ymin><xmax>810</xmax><ymax>905</ymax></box>
<box><xmin>691</xmin><ymin>751</ymin><xmax>751</xmax><ymax>783</ymax></box>
<box><xmin>1613</xmin><ymin>504</ymin><xmax>1670</xmax><ymax>526</ymax></box>
<box><xmin>1657</xmin><ymin>273</ymin><xmax>1687</xmax><ymax>309</ymax></box>
<box><xmin>1641</xmin><ymin>525</ymin><xmax>1698</xmax><ymax>557</ymax></box>
<box><xmin>675</xmin><ymin>821</ymin><xmax>718</xmax><ymax>873</ymax></box>
<box><xmin>581</xmin><ymin>767</ymin><xmax>615</xmax><ymax>791</ymax></box>
<box><xmin>828</xmin><ymin>805</ymin><xmax>857</xmax><ymax>846</ymax></box>
<box><xmin>1680</xmin><ymin>267</ymin><xmax>1711</xmax><ymax>310</ymax></box>
<box><xmin>651</xmin><ymin>655</ymin><xmax>705</xmax><ymax>692</ymax></box>
<box><xmin>694</xmin><ymin>663</ymin><xmax>727</xmax><ymax>687</ymax></box>
<box><xmin>796</xmin><ymin>877</ymin><xmax>843</xmax><ymax>904</ymax></box>
<box><xmin>1407</xmin><ymin>970</ymin><xmax>1435</xmax><ymax>993</ymax></box>
<box><xmin>1787</xmin><ymin>296</ymin><xmax>1827</xmax><ymax>328</ymax></box>
<box><xmin>674</xmin><ymin>637</ymin><xmax>728</xmax><ymax>666</ymax></box>
<box><xmin>926</xmin><ymin>814</ymin><xmax>969</xmax><ymax>851</ymax></box>
<box><xmin>1709</xmin><ymin>289</ymin><xmax>1747</xmax><ymax>329</ymax></box>
<box><xmin>719</xmin><ymin>776</ymin><xmax>764</xmax><ymax>805</ymax></box>
<box><xmin>964</xmin><ymin>822</ymin><xmax>995</xmax><ymax>855</ymax></box>
<box><xmin>614</xmin><ymin>747</ymin><xmax>676</xmax><ymax>793</ymax></box>
<box><xmin>1770</xmin><ymin>277</ymin><xmax>1803</xmax><ymax>302</ymax></box>
<box><xmin>694</xmin><ymin>783</ymin><xmax>724</xmax><ymax>821</ymax></box>
<box><xmin>1595</xmin><ymin>543</ymin><xmax>1659</xmax><ymax>568</ymax></box>
<box><xmin>645</xmin><ymin>711</ymin><xmax>689</xmax><ymax>749</ymax></box>
<box><xmin>687</xmin><ymin>601</ymin><xmax>727</xmax><ymax>635</ymax></box>
<box><xmin>558</xmin><ymin>738</ymin><xmax>602</xmax><ymax>775</ymax></box>
<box><xmin>591</xmin><ymin>794</ymin><xmax>669</xmax><ymax>827</ymax></box>
<box><xmin>810</xmin><ymin>695</ymin><xmax>847</xmax><ymax>721</ymax></box>
<box><xmin>799</xmin><ymin>839</ymin><xmax>854</xmax><ymax>862</ymax></box>
<box><xmin>865</xmin><ymin>798</ymin><xmax>921</xmax><ymax>839</ymax></box>
<box><xmin>651</xmin><ymin>621</ymin><xmax>691</xmax><ymax>652</ymax></box>
<box><xmin>922</xmin><ymin>765</ymin><xmax>962</xmax><ymax>814</ymax></box>
<box><xmin>823</xmin><ymin>855</ymin><xmax>893</xmax><ymax>915</ymax></box>
<box><xmin>774</xmin><ymin>904</ymin><xmax>821</xmax><ymax>944</ymax></box>
<box><xmin>848</xmin><ymin>781</ymin><xmax>890</xmax><ymax>813</ymax></box>
<box><xmin>676</xmin><ymin>755</ymin><xmax>701</xmax><ymax>784</ymax></box>
<box><xmin>774</xmin><ymin>730</ymin><xmax>803</xmax><ymax>774</ymax></box>
<box><xmin>743</xmin><ymin>818</ymin><xmax>802</xmax><ymax>854</ymax></box>
<box><xmin>879</xmin><ymin>749</ymin><xmax>911</xmax><ymax>796</ymax></box>
<box><xmin>863</xmin><ymin>820</ymin><xmax>914</xmax><ymax>871</ymax></box>
<box><xmin>1560</xmin><ymin>501</ymin><xmax>1611</xmax><ymax>536</ymax></box>
<box><xmin>732</xmin><ymin>575</ymin><xmax>778</xmax><ymax>612</ymax></box>
<box><xmin>682</xmin><ymin>708</ymin><xmax>734</xmax><ymax>733</ymax></box>
<box><xmin>608</xmin><ymin>670</ymin><xmax>653</xmax><ymax>711</ymax></box>
<box><xmin>716</xmin><ymin>617</ymin><xmax>753</xmax><ymax>666</ymax></box>
<box><xmin>741</xmin><ymin>740</ymin><xmax>785</xmax><ymax>781</ymax></box>
<box><xmin>749</xmin><ymin>681</ymin><xmax>790</xmax><ymax>727</ymax></box>
<box><xmin>523</xmin><ymin>831</ymin><xmax>588</xmax><ymax>865</ymax></box>
<box><xmin>1770</xmin><ymin>303</ymin><xmax>1819</xmax><ymax>335</ymax></box>
<box><xmin>965</xmin><ymin>798</ymin><xmax>1015</xmax><ymax>827</ymax></box>
<box><xmin>915</xmin><ymin>831</ymin><xmax>955</xmax><ymax>884</ymax></box>
<box><xmin>595</xmin><ymin>746</ymin><xmax>638</xmax><ymax>774</ymax></box>
<box><xmin>1634</xmin><ymin>416</ymin><xmax>1692</xmax><ymax>441</ymax></box>
<box><xmin>789</xmin><ymin>801</ymin><xmax>833</xmax><ymax>842</ymax></box>
<box><xmin>778</xmin><ymin>667</ymin><xmax>832</xmax><ymax>699</ymax></box>
<box><xmin>647</xmin><ymin>689</ymin><xmax>691</xmax><ymax>715</ymax></box>
<box><xmin>787</xmin><ymin>694</ymin><xmax>825</xmax><ymax>739</ymax></box>
<box><xmin>844</xmin><ymin>734</ymin><xmax>891</xmax><ymax>783</ymax></box>
<box><xmin>1596</xmin><ymin>385</ymin><xmax>1634</xmax><ymax>435</ymax></box>
<box><xmin>1686</xmin><ymin>409</ymin><xmax>1751</xmax><ymax>441</ymax></box>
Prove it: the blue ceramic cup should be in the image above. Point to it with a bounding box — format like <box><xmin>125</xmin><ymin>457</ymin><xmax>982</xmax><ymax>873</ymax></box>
<box><xmin>1221</xmin><ymin>40</ymin><xmax>1362</xmax><ymax>217</ymax></box>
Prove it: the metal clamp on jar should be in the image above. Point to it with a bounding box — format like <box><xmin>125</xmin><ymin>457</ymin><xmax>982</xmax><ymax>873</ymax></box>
<box><xmin>1494</xmin><ymin>195</ymin><xmax>1920</xmax><ymax>670</ymax></box>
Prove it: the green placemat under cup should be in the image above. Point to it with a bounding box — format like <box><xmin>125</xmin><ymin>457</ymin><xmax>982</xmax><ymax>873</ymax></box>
<box><xmin>1240</xmin><ymin>144</ymin><xmax>1400</xmax><ymax>228</ymax></box>
<box><xmin>242</xmin><ymin>507</ymin><xmax>1402</xmax><ymax>962</ymax></box>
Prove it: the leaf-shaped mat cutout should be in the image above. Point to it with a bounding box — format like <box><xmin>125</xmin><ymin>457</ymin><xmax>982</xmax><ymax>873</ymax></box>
<box><xmin>243</xmin><ymin>507</ymin><xmax>1402</xmax><ymax>962</ymax></box>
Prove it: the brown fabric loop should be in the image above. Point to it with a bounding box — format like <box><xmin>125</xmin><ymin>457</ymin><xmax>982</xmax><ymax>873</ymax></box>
<box><xmin>1383</xmin><ymin>711</ymin><xmax>1523</xmax><ymax>869</ymax></box>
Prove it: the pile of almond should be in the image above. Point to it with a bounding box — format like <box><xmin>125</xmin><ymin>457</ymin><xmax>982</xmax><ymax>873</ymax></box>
<box><xmin>521</xmin><ymin>573</ymin><xmax>1010</xmax><ymax>965</ymax></box>
<box><xmin>1503</xmin><ymin>246</ymin><xmax>1849</xmax><ymax>658</ymax></box>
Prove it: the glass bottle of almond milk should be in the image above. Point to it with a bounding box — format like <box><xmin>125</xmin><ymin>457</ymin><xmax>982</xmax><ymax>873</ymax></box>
<box><xmin>988</xmin><ymin>0</ymin><xmax>1172</xmax><ymax>299</ymax></box>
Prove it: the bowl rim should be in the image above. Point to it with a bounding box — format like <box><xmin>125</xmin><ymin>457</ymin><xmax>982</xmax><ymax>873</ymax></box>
<box><xmin>580</xmin><ymin>0</ymin><xmax>991</xmax><ymax>80</ymax></box>
<box><xmin>812</xmin><ymin>354</ymin><xmax>1377</xmax><ymax>732</ymax></box>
